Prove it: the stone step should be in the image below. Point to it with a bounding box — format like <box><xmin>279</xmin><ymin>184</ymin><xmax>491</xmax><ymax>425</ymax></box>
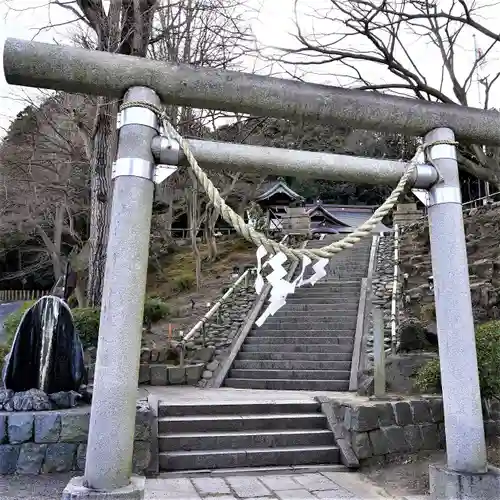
<box><xmin>159</xmin><ymin>445</ymin><xmax>340</xmax><ymax>471</ymax></box>
<box><xmin>320</xmin><ymin>261</ymin><xmax>370</xmax><ymax>266</ymax></box>
<box><xmin>295</xmin><ymin>281</ymin><xmax>363</xmax><ymax>286</ymax></box>
<box><xmin>158</xmin><ymin>401</ymin><xmax>320</xmax><ymax>418</ymax></box>
<box><xmin>228</xmin><ymin>369</ymin><xmax>351</xmax><ymax>381</ymax></box>
<box><xmin>237</xmin><ymin>351</ymin><xmax>352</xmax><ymax>361</ymax></box>
<box><xmin>159</xmin><ymin>428</ymin><xmax>334</xmax><ymax>451</ymax></box>
<box><xmin>308</xmin><ymin>241</ymin><xmax>371</xmax><ymax>246</ymax></box>
<box><xmin>260</xmin><ymin>309</ymin><xmax>359</xmax><ymax>317</ymax></box>
<box><xmin>158</xmin><ymin>413</ymin><xmax>328</xmax><ymax>433</ymax></box>
<box><xmin>224</xmin><ymin>378</ymin><xmax>350</xmax><ymax>391</ymax></box>
<box><xmin>305</xmin><ymin>275</ymin><xmax>366</xmax><ymax>280</ymax></box>
<box><xmin>272</xmin><ymin>306</ymin><xmax>359</xmax><ymax>315</ymax></box>
<box><xmin>320</xmin><ymin>270</ymin><xmax>368</xmax><ymax>274</ymax></box>
<box><xmin>285</xmin><ymin>297</ymin><xmax>360</xmax><ymax>304</ymax></box>
<box><xmin>244</xmin><ymin>336</ymin><xmax>354</xmax><ymax>345</ymax></box>
<box><xmin>288</xmin><ymin>287</ymin><xmax>361</xmax><ymax>293</ymax></box>
<box><xmin>290</xmin><ymin>283</ymin><xmax>363</xmax><ymax>288</ymax></box>
<box><xmin>255</xmin><ymin>320</ymin><xmax>357</xmax><ymax>331</ymax></box>
<box><xmin>301</xmin><ymin>278</ymin><xmax>363</xmax><ymax>283</ymax></box>
<box><xmin>307</xmin><ymin>278</ymin><xmax>363</xmax><ymax>284</ymax></box>
<box><xmin>285</xmin><ymin>296</ymin><xmax>361</xmax><ymax>303</ymax></box>
<box><xmin>276</xmin><ymin>303</ymin><xmax>360</xmax><ymax>312</ymax></box>
<box><xmin>323</xmin><ymin>263</ymin><xmax>370</xmax><ymax>268</ymax></box>
<box><xmin>309</xmin><ymin>240</ymin><xmax>371</xmax><ymax>246</ymax></box>
<box><xmin>309</xmin><ymin>252</ymin><xmax>371</xmax><ymax>258</ymax></box>
<box><xmin>241</xmin><ymin>343</ymin><xmax>353</xmax><ymax>353</ymax></box>
<box><xmin>323</xmin><ymin>269</ymin><xmax>368</xmax><ymax>274</ymax></box>
<box><xmin>233</xmin><ymin>359</ymin><xmax>352</xmax><ymax>371</ymax></box>
<box><xmin>292</xmin><ymin>283</ymin><xmax>362</xmax><ymax>288</ymax></box>
<box><xmin>293</xmin><ymin>284</ymin><xmax>361</xmax><ymax>291</ymax></box>
<box><xmin>292</xmin><ymin>288</ymin><xmax>360</xmax><ymax>302</ymax></box>
<box><xmin>249</xmin><ymin>329</ymin><xmax>355</xmax><ymax>337</ymax></box>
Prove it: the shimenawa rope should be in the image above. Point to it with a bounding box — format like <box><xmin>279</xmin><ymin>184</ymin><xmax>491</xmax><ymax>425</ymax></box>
<box><xmin>120</xmin><ymin>100</ymin><xmax>456</xmax><ymax>260</ymax></box>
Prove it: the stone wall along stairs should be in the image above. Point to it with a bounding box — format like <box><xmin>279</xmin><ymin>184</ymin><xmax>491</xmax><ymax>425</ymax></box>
<box><xmin>224</xmin><ymin>234</ymin><xmax>373</xmax><ymax>391</ymax></box>
<box><xmin>157</xmin><ymin>400</ymin><xmax>339</xmax><ymax>471</ymax></box>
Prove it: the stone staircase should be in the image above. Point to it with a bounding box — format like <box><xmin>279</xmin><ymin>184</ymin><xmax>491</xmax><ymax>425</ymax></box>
<box><xmin>224</xmin><ymin>234</ymin><xmax>373</xmax><ymax>391</ymax></box>
<box><xmin>158</xmin><ymin>400</ymin><xmax>339</xmax><ymax>471</ymax></box>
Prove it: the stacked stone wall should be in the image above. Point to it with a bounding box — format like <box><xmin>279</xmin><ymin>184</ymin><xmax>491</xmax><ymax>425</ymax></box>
<box><xmin>0</xmin><ymin>402</ymin><xmax>153</xmax><ymax>474</ymax></box>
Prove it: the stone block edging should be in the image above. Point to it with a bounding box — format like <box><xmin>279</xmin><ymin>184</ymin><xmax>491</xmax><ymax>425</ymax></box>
<box><xmin>0</xmin><ymin>402</ymin><xmax>153</xmax><ymax>475</ymax></box>
<box><xmin>139</xmin><ymin>363</ymin><xmax>205</xmax><ymax>386</ymax></box>
<box><xmin>317</xmin><ymin>396</ymin><xmax>447</xmax><ymax>465</ymax></box>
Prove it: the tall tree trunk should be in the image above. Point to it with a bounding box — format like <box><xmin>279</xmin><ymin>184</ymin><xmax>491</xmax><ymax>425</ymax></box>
<box><xmin>205</xmin><ymin>205</ymin><xmax>219</xmax><ymax>262</ymax></box>
<box><xmin>87</xmin><ymin>97</ymin><xmax>118</xmax><ymax>307</ymax></box>
<box><xmin>35</xmin><ymin>203</ymin><xmax>65</xmax><ymax>282</ymax></box>
<box><xmin>188</xmin><ymin>173</ymin><xmax>202</xmax><ymax>290</ymax></box>
<box><xmin>74</xmin><ymin>280</ymin><xmax>87</xmax><ymax>308</ymax></box>
<box><xmin>164</xmin><ymin>187</ymin><xmax>175</xmax><ymax>245</ymax></box>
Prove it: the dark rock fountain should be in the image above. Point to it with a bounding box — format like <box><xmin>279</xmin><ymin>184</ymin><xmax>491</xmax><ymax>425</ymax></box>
<box><xmin>1</xmin><ymin>296</ymin><xmax>91</xmax><ymax>411</ymax></box>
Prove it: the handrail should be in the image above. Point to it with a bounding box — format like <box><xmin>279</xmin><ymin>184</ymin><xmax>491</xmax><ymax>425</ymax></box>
<box><xmin>390</xmin><ymin>224</ymin><xmax>400</xmax><ymax>354</ymax></box>
<box><xmin>351</xmin><ymin>234</ymin><xmax>379</xmax><ymax>391</ymax></box>
<box><xmin>179</xmin><ymin>233</ymin><xmax>290</xmax><ymax>350</ymax></box>
<box><xmin>462</xmin><ymin>190</ymin><xmax>500</xmax><ymax>209</ymax></box>
<box><xmin>405</xmin><ymin>190</ymin><xmax>500</xmax><ymax>227</ymax></box>
<box><xmin>182</xmin><ymin>268</ymin><xmax>253</xmax><ymax>344</ymax></box>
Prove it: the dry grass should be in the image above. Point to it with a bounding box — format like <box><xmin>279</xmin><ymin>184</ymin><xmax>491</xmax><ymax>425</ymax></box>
<box><xmin>143</xmin><ymin>237</ymin><xmax>255</xmax><ymax>348</ymax></box>
<box><xmin>366</xmin><ymin>438</ymin><xmax>500</xmax><ymax>497</ymax></box>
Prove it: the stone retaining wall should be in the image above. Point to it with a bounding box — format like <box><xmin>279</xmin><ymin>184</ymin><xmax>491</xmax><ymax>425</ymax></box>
<box><xmin>140</xmin><ymin>363</ymin><xmax>205</xmax><ymax>385</ymax></box>
<box><xmin>190</xmin><ymin>284</ymin><xmax>257</xmax><ymax>387</ymax></box>
<box><xmin>393</xmin><ymin>203</ymin><xmax>424</xmax><ymax>227</ymax></box>
<box><xmin>367</xmin><ymin>233</ymin><xmax>395</xmax><ymax>360</ymax></box>
<box><xmin>0</xmin><ymin>402</ymin><xmax>153</xmax><ymax>475</ymax></box>
<box><xmin>319</xmin><ymin>396</ymin><xmax>445</xmax><ymax>464</ymax></box>
<box><xmin>400</xmin><ymin>204</ymin><xmax>500</xmax><ymax>326</ymax></box>
<box><xmin>320</xmin><ymin>395</ymin><xmax>500</xmax><ymax>465</ymax></box>
<box><xmin>85</xmin><ymin>284</ymin><xmax>258</xmax><ymax>387</ymax></box>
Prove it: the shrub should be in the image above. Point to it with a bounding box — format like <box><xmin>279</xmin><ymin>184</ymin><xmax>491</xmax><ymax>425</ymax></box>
<box><xmin>1</xmin><ymin>300</ymin><xmax>35</xmax><ymax>363</ymax></box>
<box><xmin>72</xmin><ymin>308</ymin><xmax>101</xmax><ymax>348</ymax></box>
<box><xmin>143</xmin><ymin>297</ymin><xmax>170</xmax><ymax>329</ymax></box>
<box><xmin>414</xmin><ymin>358</ymin><xmax>441</xmax><ymax>393</ymax></box>
<box><xmin>3</xmin><ymin>301</ymin><xmax>34</xmax><ymax>344</ymax></box>
<box><xmin>415</xmin><ymin>320</ymin><xmax>500</xmax><ymax>399</ymax></box>
<box><xmin>0</xmin><ymin>296</ymin><xmax>171</xmax><ymax>354</ymax></box>
<box><xmin>0</xmin><ymin>344</ymin><xmax>10</xmax><ymax>365</ymax></box>
<box><xmin>71</xmin><ymin>297</ymin><xmax>170</xmax><ymax>346</ymax></box>
<box><xmin>419</xmin><ymin>303</ymin><xmax>436</xmax><ymax>323</ymax></box>
<box><xmin>171</xmin><ymin>272</ymin><xmax>196</xmax><ymax>292</ymax></box>
<box><xmin>399</xmin><ymin>318</ymin><xmax>430</xmax><ymax>352</ymax></box>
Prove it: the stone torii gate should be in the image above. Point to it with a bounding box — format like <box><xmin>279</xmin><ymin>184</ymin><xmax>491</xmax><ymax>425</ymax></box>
<box><xmin>2</xmin><ymin>37</ymin><xmax>500</xmax><ymax>500</ymax></box>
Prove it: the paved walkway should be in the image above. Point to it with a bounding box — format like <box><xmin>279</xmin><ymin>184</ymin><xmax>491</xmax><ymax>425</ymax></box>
<box><xmin>144</xmin><ymin>471</ymin><xmax>413</xmax><ymax>500</ymax></box>
<box><xmin>0</xmin><ymin>470</ymin><xmax>428</xmax><ymax>499</ymax></box>
<box><xmin>139</xmin><ymin>385</ymin><xmax>368</xmax><ymax>408</ymax></box>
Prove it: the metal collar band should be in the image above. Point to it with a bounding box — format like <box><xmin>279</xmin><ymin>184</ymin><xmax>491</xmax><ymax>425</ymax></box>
<box><xmin>117</xmin><ymin>106</ymin><xmax>159</xmax><ymax>131</ymax></box>
<box><xmin>112</xmin><ymin>158</ymin><xmax>154</xmax><ymax>181</ymax></box>
<box><xmin>429</xmin><ymin>185</ymin><xmax>462</xmax><ymax>206</ymax></box>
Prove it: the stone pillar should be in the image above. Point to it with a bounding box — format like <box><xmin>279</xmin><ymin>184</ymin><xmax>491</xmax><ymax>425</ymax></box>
<box><xmin>62</xmin><ymin>87</ymin><xmax>160</xmax><ymax>499</ymax></box>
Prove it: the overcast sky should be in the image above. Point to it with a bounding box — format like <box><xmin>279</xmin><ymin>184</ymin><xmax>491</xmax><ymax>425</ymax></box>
<box><xmin>0</xmin><ymin>0</ymin><xmax>295</xmax><ymax>137</ymax></box>
<box><xmin>0</xmin><ymin>0</ymin><xmax>498</xmax><ymax>138</ymax></box>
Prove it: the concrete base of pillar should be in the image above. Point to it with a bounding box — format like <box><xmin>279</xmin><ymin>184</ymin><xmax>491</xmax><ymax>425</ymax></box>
<box><xmin>61</xmin><ymin>476</ymin><xmax>145</xmax><ymax>500</ymax></box>
<box><xmin>430</xmin><ymin>463</ymin><xmax>500</xmax><ymax>500</ymax></box>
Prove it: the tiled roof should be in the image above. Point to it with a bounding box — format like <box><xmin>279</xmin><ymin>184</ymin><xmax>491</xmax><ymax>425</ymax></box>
<box><xmin>255</xmin><ymin>180</ymin><xmax>304</xmax><ymax>202</ymax></box>
<box><xmin>305</xmin><ymin>203</ymin><xmax>391</xmax><ymax>233</ymax></box>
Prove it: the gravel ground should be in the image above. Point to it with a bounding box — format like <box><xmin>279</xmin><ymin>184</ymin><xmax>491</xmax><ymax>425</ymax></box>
<box><xmin>0</xmin><ymin>473</ymin><xmax>75</xmax><ymax>499</ymax></box>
